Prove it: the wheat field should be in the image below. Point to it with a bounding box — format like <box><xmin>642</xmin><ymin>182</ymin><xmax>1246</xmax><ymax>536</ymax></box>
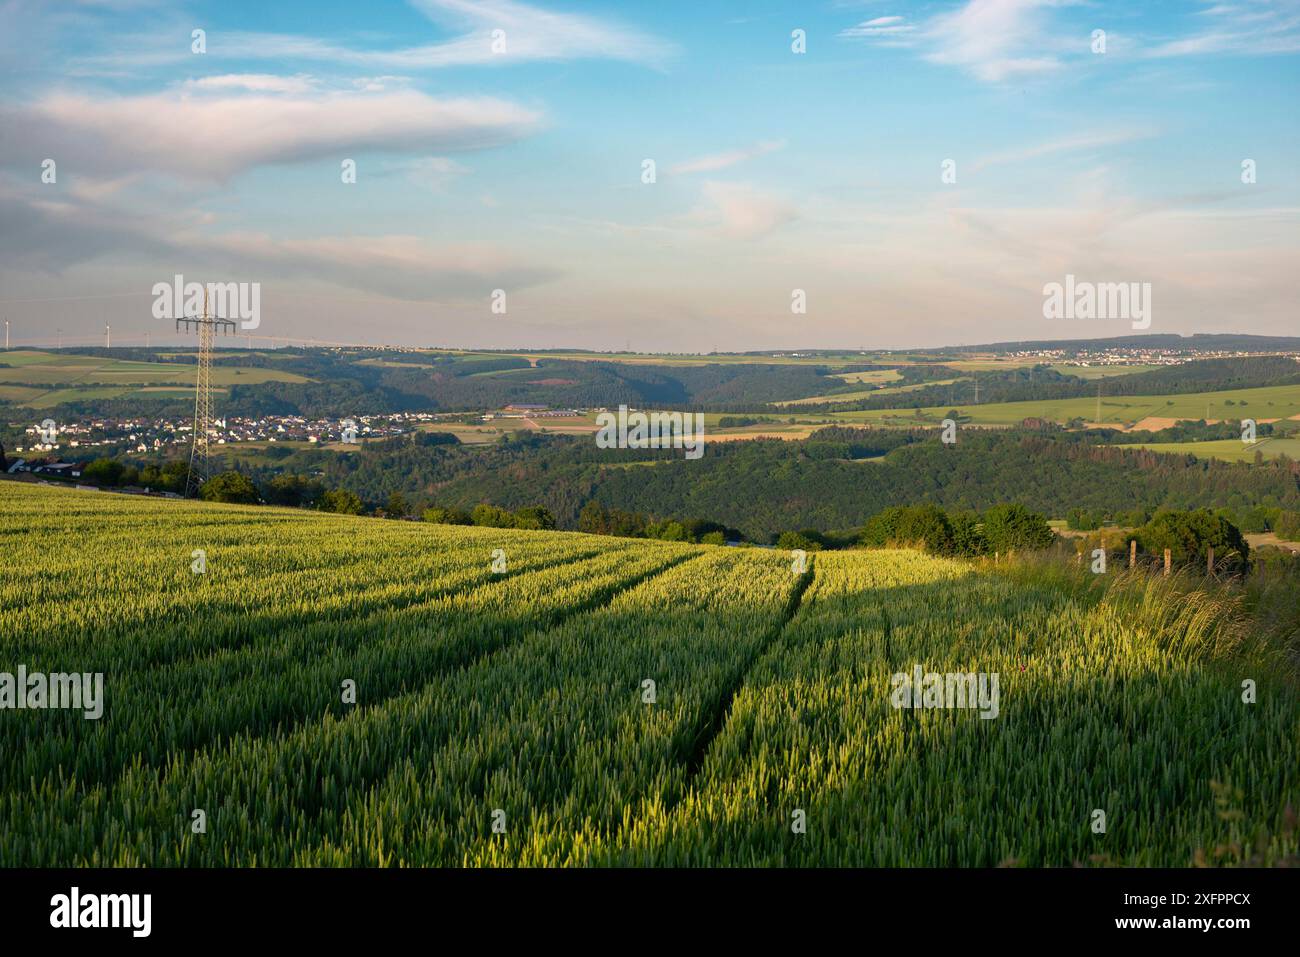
<box><xmin>0</xmin><ymin>482</ymin><xmax>1295</xmax><ymax>866</ymax></box>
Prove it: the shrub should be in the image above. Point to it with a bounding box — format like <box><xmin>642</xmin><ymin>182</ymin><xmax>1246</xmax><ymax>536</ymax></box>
<box><xmin>319</xmin><ymin>489</ymin><xmax>363</xmax><ymax>515</ymax></box>
<box><xmin>513</xmin><ymin>505</ymin><xmax>556</xmax><ymax>531</ymax></box>
<box><xmin>265</xmin><ymin>474</ymin><xmax>325</xmax><ymax>508</ymax></box>
<box><xmin>1136</xmin><ymin>509</ymin><xmax>1249</xmax><ymax>574</ymax></box>
<box><xmin>776</xmin><ymin>530</ymin><xmax>824</xmax><ymax>552</ymax></box>
<box><xmin>82</xmin><ymin>457</ymin><xmax>125</xmax><ymax>487</ymax></box>
<box><xmin>982</xmin><ymin>503</ymin><xmax>1055</xmax><ymax>553</ymax></box>
<box><xmin>471</xmin><ymin>503</ymin><xmax>516</xmax><ymax>528</ymax></box>
<box><xmin>423</xmin><ymin>506</ymin><xmax>473</xmax><ymax>526</ymax></box>
<box><xmin>647</xmin><ymin>520</ymin><xmax>689</xmax><ymax>542</ymax></box>
<box><xmin>861</xmin><ymin>504</ymin><xmax>954</xmax><ymax>554</ymax></box>
<box><xmin>199</xmin><ymin>471</ymin><xmax>260</xmax><ymax>504</ymax></box>
<box><xmin>949</xmin><ymin>511</ymin><xmax>989</xmax><ymax>557</ymax></box>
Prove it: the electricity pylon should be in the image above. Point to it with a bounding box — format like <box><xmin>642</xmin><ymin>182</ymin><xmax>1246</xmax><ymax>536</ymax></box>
<box><xmin>177</xmin><ymin>289</ymin><xmax>235</xmax><ymax>497</ymax></box>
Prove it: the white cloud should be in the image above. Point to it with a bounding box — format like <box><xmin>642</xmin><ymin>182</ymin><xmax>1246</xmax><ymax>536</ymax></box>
<box><xmin>0</xmin><ymin>88</ymin><xmax>542</xmax><ymax>181</ymax></box>
<box><xmin>839</xmin><ymin>15</ymin><xmax>917</xmax><ymax>41</ymax></box>
<box><xmin>843</xmin><ymin>0</ymin><xmax>1300</xmax><ymax>81</ymax></box>
<box><xmin>839</xmin><ymin>0</ymin><xmax>1065</xmax><ymax>81</ymax></box>
<box><xmin>184</xmin><ymin>74</ymin><xmax>317</xmax><ymax>94</ymax></box>
<box><xmin>72</xmin><ymin>0</ymin><xmax>675</xmax><ymax>72</ymax></box>
<box><xmin>669</xmin><ymin>140</ymin><xmax>785</xmax><ymax>176</ymax></box>
<box><xmin>923</xmin><ymin>0</ymin><xmax>1062</xmax><ymax>82</ymax></box>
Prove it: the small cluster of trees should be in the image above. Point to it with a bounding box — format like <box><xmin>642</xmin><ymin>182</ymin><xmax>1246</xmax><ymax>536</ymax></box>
<box><xmin>65</xmin><ymin>459</ymin><xmax>395</xmax><ymax>517</ymax></box>
<box><xmin>1075</xmin><ymin>509</ymin><xmax>1251</xmax><ymax>575</ymax></box>
<box><xmin>79</xmin><ymin>457</ymin><xmax>192</xmax><ymax>493</ymax></box>
<box><xmin>197</xmin><ymin>470</ymin><xmax>372</xmax><ymax>515</ymax></box>
<box><xmin>575</xmin><ymin>502</ymin><xmax>739</xmax><ymax>544</ymax></box>
<box><xmin>423</xmin><ymin>503</ymin><xmax>557</xmax><ymax>531</ymax></box>
<box><xmin>860</xmin><ymin>503</ymin><xmax>1056</xmax><ymax>557</ymax></box>
<box><xmin>1068</xmin><ymin>504</ymin><xmax>1300</xmax><ymax>540</ymax></box>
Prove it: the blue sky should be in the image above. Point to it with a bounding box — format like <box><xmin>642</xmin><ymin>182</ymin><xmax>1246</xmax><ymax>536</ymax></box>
<box><xmin>0</xmin><ymin>0</ymin><xmax>1297</xmax><ymax>350</ymax></box>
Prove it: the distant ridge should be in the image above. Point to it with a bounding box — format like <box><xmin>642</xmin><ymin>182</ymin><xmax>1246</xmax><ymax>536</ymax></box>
<box><xmin>934</xmin><ymin>333</ymin><xmax>1300</xmax><ymax>354</ymax></box>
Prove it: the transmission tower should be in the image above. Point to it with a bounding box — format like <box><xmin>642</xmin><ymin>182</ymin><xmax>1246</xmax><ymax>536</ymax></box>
<box><xmin>177</xmin><ymin>289</ymin><xmax>235</xmax><ymax>496</ymax></box>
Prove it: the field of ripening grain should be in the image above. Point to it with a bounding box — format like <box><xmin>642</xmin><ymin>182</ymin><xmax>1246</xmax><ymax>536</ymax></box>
<box><xmin>0</xmin><ymin>481</ymin><xmax>1296</xmax><ymax>866</ymax></box>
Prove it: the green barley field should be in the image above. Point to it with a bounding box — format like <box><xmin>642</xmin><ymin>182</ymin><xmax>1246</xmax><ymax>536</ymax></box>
<box><xmin>1</xmin><ymin>482</ymin><xmax>1296</xmax><ymax>866</ymax></box>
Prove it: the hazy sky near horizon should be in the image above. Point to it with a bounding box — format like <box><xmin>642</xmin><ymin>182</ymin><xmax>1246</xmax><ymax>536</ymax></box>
<box><xmin>0</xmin><ymin>0</ymin><xmax>1297</xmax><ymax>351</ymax></box>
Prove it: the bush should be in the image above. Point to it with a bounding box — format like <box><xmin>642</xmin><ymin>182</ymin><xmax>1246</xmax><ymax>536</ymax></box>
<box><xmin>700</xmin><ymin>531</ymin><xmax>726</xmax><ymax>546</ymax></box>
<box><xmin>82</xmin><ymin>458</ymin><xmax>125</xmax><ymax>487</ymax></box>
<box><xmin>199</xmin><ymin>471</ymin><xmax>260</xmax><ymax>504</ymax></box>
<box><xmin>513</xmin><ymin>505</ymin><xmax>556</xmax><ymax>530</ymax></box>
<box><xmin>861</xmin><ymin>505</ymin><xmax>954</xmax><ymax>553</ymax></box>
<box><xmin>423</xmin><ymin>506</ymin><xmax>473</xmax><ymax>526</ymax></box>
<box><xmin>647</xmin><ymin>520</ymin><xmax>689</xmax><ymax>542</ymax></box>
<box><xmin>471</xmin><ymin>503</ymin><xmax>516</xmax><ymax>528</ymax></box>
<box><xmin>982</xmin><ymin>503</ymin><xmax>1055</xmax><ymax>553</ymax></box>
<box><xmin>949</xmin><ymin>511</ymin><xmax>989</xmax><ymax>557</ymax></box>
<box><xmin>776</xmin><ymin>530</ymin><xmax>824</xmax><ymax>552</ymax></box>
<box><xmin>160</xmin><ymin>460</ymin><xmax>191</xmax><ymax>493</ymax></box>
<box><xmin>265</xmin><ymin>474</ymin><xmax>324</xmax><ymax>508</ymax></box>
<box><xmin>1067</xmin><ymin>508</ymin><xmax>1103</xmax><ymax>532</ymax></box>
<box><xmin>319</xmin><ymin>489</ymin><xmax>363</xmax><ymax>515</ymax></box>
<box><xmin>1136</xmin><ymin>509</ymin><xmax>1249</xmax><ymax>574</ymax></box>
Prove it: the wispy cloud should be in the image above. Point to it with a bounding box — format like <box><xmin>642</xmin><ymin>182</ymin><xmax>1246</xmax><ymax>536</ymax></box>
<box><xmin>1146</xmin><ymin>0</ymin><xmax>1300</xmax><ymax>57</ymax></box>
<box><xmin>839</xmin><ymin>1</ymin><xmax>1064</xmax><ymax>81</ymax></box>
<box><xmin>0</xmin><ymin>88</ymin><xmax>542</xmax><ymax>181</ymax></box>
<box><xmin>184</xmin><ymin>74</ymin><xmax>319</xmax><ymax>94</ymax></box>
<box><xmin>923</xmin><ymin>0</ymin><xmax>1062</xmax><ymax>82</ymax></box>
<box><xmin>972</xmin><ymin>129</ymin><xmax>1156</xmax><ymax>171</ymax></box>
<box><xmin>839</xmin><ymin>15</ymin><xmax>918</xmax><ymax>42</ymax></box>
<box><xmin>72</xmin><ymin>0</ymin><xmax>676</xmax><ymax>72</ymax></box>
<box><xmin>669</xmin><ymin>140</ymin><xmax>785</xmax><ymax>175</ymax></box>
<box><xmin>843</xmin><ymin>0</ymin><xmax>1300</xmax><ymax>82</ymax></box>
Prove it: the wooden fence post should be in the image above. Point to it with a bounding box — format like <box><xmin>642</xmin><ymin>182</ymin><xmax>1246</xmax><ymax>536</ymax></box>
<box><xmin>1207</xmin><ymin>546</ymin><xmax>1214</xmax><ymax>577</ymax></box>
<box><xmin>1129</xmin><ymin>539</ymin><xmax>1136</xmax><ymax>570</ymax></box>
<box><xmin>1163</xmin><ymin>549</ymin><xmax>1171</xmax><ymax>577</ymax></box>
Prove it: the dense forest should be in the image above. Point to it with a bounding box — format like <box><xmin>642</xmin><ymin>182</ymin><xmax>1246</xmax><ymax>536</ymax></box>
<box><xmin>222</xmin><ymin>427</ymin><xmax>1300</xmax><ymax>541</ymax></box>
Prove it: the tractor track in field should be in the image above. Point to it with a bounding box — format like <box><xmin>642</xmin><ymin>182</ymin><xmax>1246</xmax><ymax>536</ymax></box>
<box><xmin>6</xmin><ymin>547</ymin><xmax>700</xmax><ymax>801</ymax></box>
<box><xmin>678</xmin><ymin>560</ymin><xmax>817</xmax><ymax>785</ymax></box>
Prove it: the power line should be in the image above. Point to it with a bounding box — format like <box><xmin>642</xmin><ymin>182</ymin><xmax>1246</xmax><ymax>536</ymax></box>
<box><xmin>176</xmin><ymin>290</ymin><xmax>236</xmax><ymax>498</ymax></box>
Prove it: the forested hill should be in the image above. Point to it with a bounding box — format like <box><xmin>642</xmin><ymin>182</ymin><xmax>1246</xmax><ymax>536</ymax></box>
<box><xmin>223</xmin><ymin>356</ymin><xmax>857</xmax><ymax>417</ymax></box>
<box><xmin>238</xmin><ymin>429</ymin><xmax>1300</xmax><ymax>541</ymax></box>
<box><xmin>803</xmin><ymin>355</ymin><xmax>1300</xmax><ymax>413</ymax></box>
